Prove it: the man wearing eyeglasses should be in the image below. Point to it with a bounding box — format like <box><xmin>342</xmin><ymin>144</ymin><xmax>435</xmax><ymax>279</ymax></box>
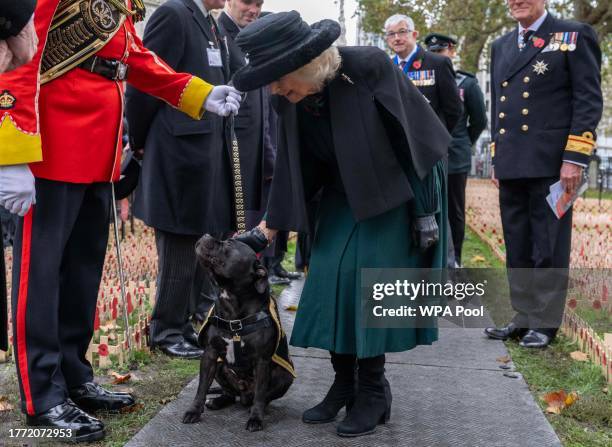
<box><xmin>384</xmin><ymin>14</ymin><xmax>462</xmax><ymax>133</ymax></box>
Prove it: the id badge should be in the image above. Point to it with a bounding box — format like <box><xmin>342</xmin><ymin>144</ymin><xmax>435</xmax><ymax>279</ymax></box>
<box><xmin>207</xmin><ymin>48</ymin><xmax>222</xmax><ymax>67</ymax></box>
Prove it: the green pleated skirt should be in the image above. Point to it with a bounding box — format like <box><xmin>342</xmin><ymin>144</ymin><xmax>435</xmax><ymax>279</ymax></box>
<box><xmin>290</xmin><ymin>172</ymin><xmax>447</xmax><ymax>358</ymax></box>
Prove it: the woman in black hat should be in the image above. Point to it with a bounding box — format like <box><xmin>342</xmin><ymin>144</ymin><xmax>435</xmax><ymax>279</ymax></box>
<box><xmin>233</xmin><ymin>11</ymin><xmax>450</xmax><ymax>438</ymax></box>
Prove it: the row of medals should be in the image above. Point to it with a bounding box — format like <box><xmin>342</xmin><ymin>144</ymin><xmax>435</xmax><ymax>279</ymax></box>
<box><xmin>550</xmin><ymin>42</ymin><xmax>576</xmax><ymax>52</ymax></box>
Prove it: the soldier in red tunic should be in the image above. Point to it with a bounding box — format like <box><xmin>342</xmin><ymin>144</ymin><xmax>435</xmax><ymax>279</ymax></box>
<box><xmin>0</xmin><ymin>1</ymin><xmax>241</xmax><ymax>441</ymax></box>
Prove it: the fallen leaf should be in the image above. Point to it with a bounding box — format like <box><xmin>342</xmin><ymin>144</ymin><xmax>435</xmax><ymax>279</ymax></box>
<box><xmin>285</xmin><ymin>305</ymin><xmax>298</xmax><ymax>312</ymax></box>
<box><xmin>542</xmin><ymin>390</ymin><xmax>579</xmax><ymax>414</ymax></box>
<box><xmin>496</xmin><ymin>355</ymin><xmax>511</xmax><ymax>364</ymax></box>
<box><xmin>159</xmin><ymin>397</ymin><xmax>174</xmax><ymax>405</ymax></box>
<box><xmin>110</xmin><ymin>371</ymin><xmax>131</xmax><ymax>384</ymax></box>
<box><xmin>120</xmin><ymin>402</ymin><xmax>143</xmax><ymax>414</ymax></box>
<box><xmin>0</xmin><ymin>396</ymin><xmax>14</xmax><ymax>412</ymax></box>
<box><xmin>564</xmin><ymin>392</ymin><xmax>579</xmax><ymax>407</ymax></box>
<box><xmin>570</xmin><ymin>351</ymin><xmax>588</xmax><ymax>362</ymax></box>
<box><xmin>471</xmin><ymin>255</ymin><xmax>486</xmax><ymax>263</ymax></box>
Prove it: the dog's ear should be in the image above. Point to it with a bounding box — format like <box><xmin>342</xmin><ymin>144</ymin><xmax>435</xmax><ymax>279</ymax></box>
<box><xmin>254</xmin><ymin>261</ymin><xmax>268</xmax><ymax>294</ymax></box>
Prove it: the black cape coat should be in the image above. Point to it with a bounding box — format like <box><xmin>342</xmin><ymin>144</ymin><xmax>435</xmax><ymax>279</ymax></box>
<box><xmin>266</xmin><ymin>46</ymin><xmax>451</xmax><ymax>233</ymax></box>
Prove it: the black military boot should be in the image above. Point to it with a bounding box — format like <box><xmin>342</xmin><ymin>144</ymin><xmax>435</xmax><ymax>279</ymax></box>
<box><xmin>337</xmin><ymin>355</ymin><xmax>391</xmax><ymax>437</ymax></box>
<box><xmin>302</xmin><ymin>352</ymin><xmax>356</xmax><ymax>424</ymax></box>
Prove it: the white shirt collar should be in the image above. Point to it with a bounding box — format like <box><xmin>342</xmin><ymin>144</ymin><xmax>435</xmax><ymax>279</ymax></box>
<box><xmin>397</xmin><ymin>45</ymin><xmax>418</xmax><ymax>64</ymax></box>
<box><xmin>518</xmin><ymin>10</ymin><xmax>548</xmax><ymax>37</ymax></box>
<box><xmin>192</xmin><ymin>0</ymin><xmax>209</xmax><ymax>18</ymax></box>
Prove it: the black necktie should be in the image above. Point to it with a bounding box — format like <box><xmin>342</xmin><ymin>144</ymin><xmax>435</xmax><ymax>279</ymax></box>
<box><xmin>520</xmin><ymin>30</ymin><xmax>535</xmax><ymax>51</ymax></box>
<box><xmin>399</xmin><ymin>60</ymin><xmax>407</xmax><ymax>70</ymax></box>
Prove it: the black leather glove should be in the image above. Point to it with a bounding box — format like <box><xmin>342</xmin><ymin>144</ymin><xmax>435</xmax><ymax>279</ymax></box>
<box><xmin>412</xmin><ymin>215</ymin><xmax>439</xmax><ymax>252</ymax></box>
<box><xmin>234</xmin><ymin>227</ymin><xmax>269</xmax><ymax>253</ymax></box>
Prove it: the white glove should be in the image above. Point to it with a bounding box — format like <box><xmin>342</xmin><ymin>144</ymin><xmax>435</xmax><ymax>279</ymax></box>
<box><xmin>204</xmin><ymin>85</ymin><xmax>242</xmax><ymax>117</ymax></box>
<box><xmin>0</xmin><ymin>164</ymin><xmax>36</xmax><ymax>216</ymax></box>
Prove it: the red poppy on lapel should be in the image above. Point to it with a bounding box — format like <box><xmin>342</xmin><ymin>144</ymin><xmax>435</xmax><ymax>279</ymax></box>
<box><xmin>413</xmin><ymin>60</ymin><xmax>422</xmax><ymax>70</ymax></box>
<box><xmin>533</xmin><ymin>38</ymin><xmax>545</xmax><ymax>48</ymax></box>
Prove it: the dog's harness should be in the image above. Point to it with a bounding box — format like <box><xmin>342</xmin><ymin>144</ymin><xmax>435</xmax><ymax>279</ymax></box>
<box><xmin>209</xmin><ymin>311</ymin><xmax>273</xmax><ymax>369</ymax></box>
<box><xmin>198</xmin><ymin>298</ymin><xmax>297</xmax><ymax>378</ymax></box>
<box><xmin>209</xmin><ymin>311</ymin><xmax>272</xmax><ymax>337</ymax></box>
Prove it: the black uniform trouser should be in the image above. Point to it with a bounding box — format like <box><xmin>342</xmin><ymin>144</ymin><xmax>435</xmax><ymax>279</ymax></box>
<box><xmin>150</xmin><ymin>229</ymin><xmax>216</xmax><ymax>346</ymax></box>
<box><xmin>499</xmin><ymin>177</ymin><xmax>572</xmax><ymax>337</ymax></box>
<box><xmin>12</xmin><ymin>179</ymin><xmax>111</xmax><ymax>415</ymax></box>
<box><xmin>447</xmin><ymin>173</ymin><xmax>468</xmax><ymax>264</ymax></box>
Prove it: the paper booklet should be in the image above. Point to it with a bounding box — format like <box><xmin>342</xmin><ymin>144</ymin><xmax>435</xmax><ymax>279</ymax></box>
<box><xmin>546</xmin><ymin>177</ymin><xmax>588</xmax><ymax>219</ymax></box>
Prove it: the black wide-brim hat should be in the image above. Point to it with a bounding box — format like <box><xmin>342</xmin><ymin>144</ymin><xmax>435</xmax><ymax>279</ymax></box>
<box><xmin>233</xmin><ymin>11</ymin><xmax>341</xmax><ymax>91</ymax></box>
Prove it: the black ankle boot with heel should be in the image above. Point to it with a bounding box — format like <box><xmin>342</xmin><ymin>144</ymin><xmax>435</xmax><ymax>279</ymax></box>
<box><xmin>337</xmin><ymin>355</ymin><xmax>391</xmax><ymax>437</ymax></box>
<box><xmin>302</xmin><ymin>352</ymin><xmax>356</xmax><ymax>424</ymax></box>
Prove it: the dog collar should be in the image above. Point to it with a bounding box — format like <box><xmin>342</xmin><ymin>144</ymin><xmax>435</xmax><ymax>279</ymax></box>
<box><xmin>210</xmin><ymin>310</ymin><xmax>272</xmax><ymax>337</ymax></box>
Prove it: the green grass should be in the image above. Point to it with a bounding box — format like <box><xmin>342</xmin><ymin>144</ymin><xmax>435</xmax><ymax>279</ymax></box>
<box><xmin>573</xmin><ymin>306</ymin><xmax>612</xmax><ymax>338</ymax></box>
<box><xmin>462</xmin><ymin>227</ymin><xmax>504</xmax><ymax>268</ymax></box>
<box><xmin>0</xmin><ymin>353</ymin><xmax>200</xmax><ymax>447</ymax></box>
<box><xmin>507</xmin><ymin>338</ymin><xmax>611</xmax><ymax>447</ymax></box>
<box><xmin>90</xmin><ymin>354</ymin><xmax>200</xmax><ymax>447</ymax></box>
<box><xmin>583</xmin><ymin>189</ymin><xmax>612</xmax><ymax>201</ymax></box>
<box><xmin>463</xmin><ymin>227</ymin><xmax>611</xmax><ymax>447</ymax></box>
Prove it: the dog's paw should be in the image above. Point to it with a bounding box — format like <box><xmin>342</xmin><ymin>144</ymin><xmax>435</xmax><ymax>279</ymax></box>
<box><xmin>182</xmin><ymin>408</ymin><xmax>202</xmax><ymax>424</ymax></box>
<box><xmin>245</xmin><ymin>417</ymin><xmax>263</xmax><ymax>432</ymax></box>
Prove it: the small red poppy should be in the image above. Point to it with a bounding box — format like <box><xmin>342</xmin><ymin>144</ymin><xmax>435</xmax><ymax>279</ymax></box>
<box><xmin>533</xmin><ymin>38</ymin><xmax>545</xmax><ymax>48</ymax></box>
<box><xmin>412</xmin><ymin>60</ymin><xmax>422</xmax><ymax>70</ymax></box>
<box><xmin>592</xmin><ymin>300</ymin><xmax>602</xmax><ymax>310</ymax></box>
<box><xmin>98</xmin><ymin>344</ymin><xmax>109</xmax><ymax>357</ymax></box>
<box><xmin>567</xmin><ymin>298</ymin><xmax>577</xmax><ymax>309</ymax></box>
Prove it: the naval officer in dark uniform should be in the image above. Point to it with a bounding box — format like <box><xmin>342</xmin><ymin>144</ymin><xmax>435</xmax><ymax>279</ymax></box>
<box><xmin>425</xmin><ymin>33</ymin><xmax>487</xmax><ymax>266</ymax></box>
<box><xmin>384</xmin><ymin>14</ymin><xmax>462</xmax><ymax>133</ymax></box>
<box><xmin>485</xmin><ymin>0</ymin><xmax>602</xmax><ymax>348</ymax></box>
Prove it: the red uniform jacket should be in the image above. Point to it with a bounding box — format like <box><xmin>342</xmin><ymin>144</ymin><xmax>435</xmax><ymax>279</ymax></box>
<box><xmin>0</xmin><ymin>0</ymin><xmax>213</xmax><ymax>183</ymax></box>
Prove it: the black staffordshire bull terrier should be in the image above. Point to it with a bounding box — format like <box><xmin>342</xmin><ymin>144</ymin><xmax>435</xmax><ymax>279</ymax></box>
<box><xmin>182</xmin><ymin>235</ymin><xmax>295</xmax><ymax>431</ymax></box>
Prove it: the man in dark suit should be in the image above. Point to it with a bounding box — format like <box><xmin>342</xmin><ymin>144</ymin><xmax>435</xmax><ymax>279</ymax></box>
<box><xmin>485</xmin><ymin>0</ymin><xmax>602</xmax><ymax>348</ymax></box>
<box><xmin>126</xmin><ymin>0</ymin><xmax>237</xmax><ymax>358</ymax></box>
<box><xmin>384</xmin><ymin>14</ymin><xmax>462</xmax><ymax>133</ymax></box>
<box><xmin>425</xmin><ymin>33</ymin><xmax>487</xmax><ymax>266</ymax></box>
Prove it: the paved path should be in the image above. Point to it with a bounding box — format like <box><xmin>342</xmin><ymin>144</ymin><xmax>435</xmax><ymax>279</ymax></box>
<box><xmin>127</xmin><ymin>280</ymin><xmax>561</xmax><ymax>447</ymax></box>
